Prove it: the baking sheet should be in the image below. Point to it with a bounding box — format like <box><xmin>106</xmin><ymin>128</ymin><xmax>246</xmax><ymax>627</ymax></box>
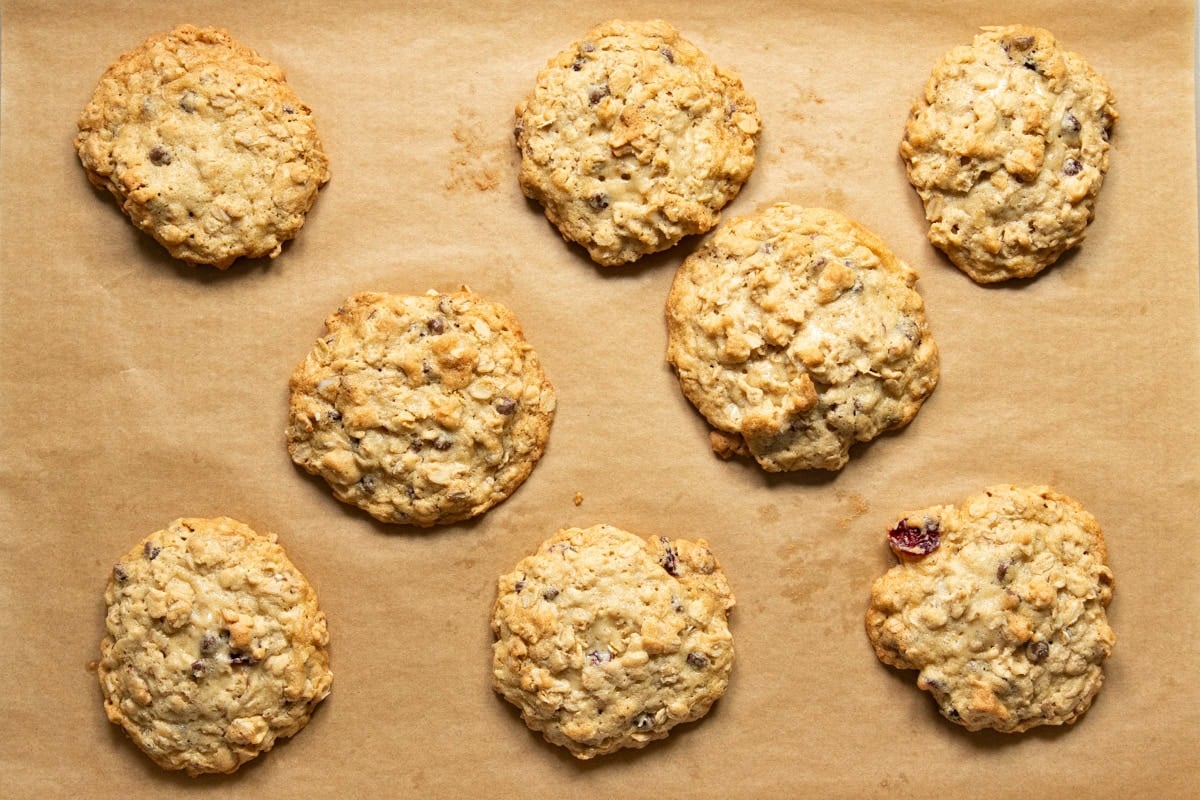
<box><xmin>1</xmin><ymin>1</ymin><xmax>1197</xmax><ymax>797</ymax></box>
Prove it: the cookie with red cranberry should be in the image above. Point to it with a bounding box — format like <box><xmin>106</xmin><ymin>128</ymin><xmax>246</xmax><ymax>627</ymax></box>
<box><xmin>515</xmin><ymin>19</ymin><xmax>760</xmax><ymax>266</ymax></box>
<box><xmin>75</xmin><ymin>25</ymin><xmax>330</xmax><ymax>268</ymax></box>
<box><xmin>99</xmin><ymin>517</ymin><xmax>332</xmax><ymax>775</ymax></box>
<box><xmin>286</xmin><ymin>289</ymin><xmax>556</xmax><ymax>526</ymax></box>
<box><xmin>866</xmin><ymin>485</ymin><xmax>1115</xmax><ymax>733</ymax></box>
<box><xmin>901</xmin><ymin>25</ymin><xmax>1117</xmax><ymax>282</ymax></box>
<box><xmin>491</xmin><ymin>524</ymin><xmax>735</xmax><ymax>758</ymax></box>
<box><xmin>666</xmin><ymin>203</ymin><xmax>939</xmax><ymax>471</ymax></box>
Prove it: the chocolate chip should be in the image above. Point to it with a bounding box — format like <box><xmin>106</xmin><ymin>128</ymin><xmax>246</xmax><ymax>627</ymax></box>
<box><xmin>149</xmin><ymin>146</ymin><xmax>172</xmax><ymax>166</ymax></box>
<box><xmin>143</xmin><ymin>542</ymin><xmax>161</xmax><ymax>561</ymax></box>
<box><xmin>996</xmin><ymin>561</ymin><xmax>1010</xmax><ymax>582</ymax></box>
<box><xmin>514</xmin><ymin>579</ymin><xmax>526</xmax><ymax>592</ymax></box>
<box><xmin>542</xmin><ymin>587</ymin><xmax>559</xmax><ymax>601</ymax></box>
<box><xmin>632</xmin><ymin>712</ymin><xmax>655</xmax><ymax>732</ymax></box>
<box><xmin>409</xmin><ymin>440</ymin><xmax>424</xmax><ymax>453</ymax></box>
<box><xmin>571</xmin><ymin>56</ymin><xmax>585</xmax><ymax>71</ymax></box>
<box><xmin>1027</xmin><ymin>641</ymin><xmax>1050</xmax><ymax>664</ymax></box>
<box><xmin>283</xmin><ymin>103</ymin><xmax>296</xmax><ymax>114</ymax></box>
<box><xmin>659</xmin><ymin>47</ymin><xmax>674</xmax><ymax>63</ymax></box>
<box><xmin>326</xmin><ymin>409</ymin><xmax>342</xmax><ymax>422</ymax></box>
<box><xmin>588</xmin><ymin>193</ymin><xmax>609</xmax><ymax>211</ymax></box>
<box><xmin>200</xmin><ymin>633</ymin><xmax>219</xmax><ymax>655</ymax></box>
<box><xmin>427</xmin><ymin>317</ymin><xmax>445</xmax><ymax>334</ymax></box>
<box><xmin>1063</xmin><ymin>158</ymin><xmax>1083</xmax><ymax>176</ymax></box>
<box><xmin>112</xmin><ymin>564</ymin><xmax>128</xmax><ymax>582</ymax></box>
<box><xmin>495</xmin><ymin>397</ymin><xmax>517</xmax><ymax>415</ymax></box>
<box><xmin>229</xmin><ymin>652</ymin><xmax>255</xmax><ymax>667</ymax></box>
<box><xmin>588</xmin><ymin>84</ymin><xmax>609</xmax><ymax>105</ymax></box>
<box><xmin>359</xmin><ymin>474</ymin><xmax>378</xmax><ymax>494</ymax></box>
<box><xmin>659</xmin><ymin>537</ymin><xmax>680</xmax><ymax>576</ymax></box>
<box><xmin>686</xmin><ymin>652</ymin><xmax>709</xmax><ymax>669</ymax></box>
<box><xmin>190</xmin><ymin>660</ymin><xmax>205</xmax><ymax>679</ymax></box>
<box><xmin>1062</xmin><ymin>111</ymin><xmax>1081</xmax><ymax>134</ymax></box>
<box><xmin>587</xmin><ymin>649</ymin><xmax>612</xmax><ymax>665</ymax></box>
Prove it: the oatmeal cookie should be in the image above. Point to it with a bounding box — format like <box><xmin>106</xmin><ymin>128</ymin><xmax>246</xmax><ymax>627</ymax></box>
<box><xmin>75</xmin><ymin>25</ymin><xmax>330</xmax><ymax>268</ymax></box>
<box><xmin>515</xmin><ymin>19</ymin><xmax>760</xmax><ymax>266</ymax></box>
<box><xmin>666</xmin><ymin>203</ymin><xmax>939</xmax><ymax>472</ymax></box>
<box><xmin>286</xmin><ymin>289</ymin><xmax>556</xmax><ymax>526</ymax></box>
<box><xmin>98</xmin><ymin>517</ymin><xmax>332</xmax><ymax>775</ymax></box>
<box><xmin>491</xmin><ymin>524</ymin><xmax>735</xmax><ymax>758</ymax></box>
<box><xmin>901</xmin><ymin>25</ymin><xmax>1117</xmax><ymax>282</ymax></box>
<box><xmin>866</xmin><ymin>485</ymin><xmax>1116</xmax><ymax>732</ymax></box>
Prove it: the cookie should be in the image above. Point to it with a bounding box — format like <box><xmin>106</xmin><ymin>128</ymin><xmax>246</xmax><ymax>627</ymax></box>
<box><xmin>865</xmin><ymin>485</ymin><xmax>1115</xmax><ymax>733</ymax></box>
<box><xmin>900</xmin><ymin>25</ymin><xmax>1117</xmax><ymax>282</ymax></box>
<box><xmin>75</xmin><ymin>25</ymin><xmax>330</xmax><ymax>268</ymax></box>
<box><xmin>491</xmin><ymin>524</ymin><xmax>735</xmax><ymax>758</ymax></box>
<box><xmin>286</xmin><ymin>289</ymin><xmax>556</xmax><ymax>526</ymax></box>
<box><xmin>666</xmin><ymin>203</ymin><xmax>939</xmax><ymax>472</ymax></box>
<box><xmin>98</xmin><ymin>517</ymin><xmax>332</xmax><ymax>775</ymax></box>
<box><xmin>515</xmin><ymin>19</ymin><xmax>760</xmax><ymax>266</ymax></box>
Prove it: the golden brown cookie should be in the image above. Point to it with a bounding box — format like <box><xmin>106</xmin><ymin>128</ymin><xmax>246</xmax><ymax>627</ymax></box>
<box><xmin>491</xmin><ymin>524</ymin><xmax>735</xmax><ymax>758</ymax></box>
<box><xmin>866</xmin><ymin>486</ymin><xmax>1115</xmax><ymax>732</ymax></box>
<box><xmin>75</xmin><ymin>25</ymin><xmax>330</xmax><ymax>268</ymax></box>
<box><xmin>98</xmin><ymin>517</ymin><xmax>332</xmax><ymax>774</ymax></box>
<box><xmin>666</xmin><ymin>203</ymin><xmax>939</xmax><ymax>471</ymax></box>
<box><xmin>515</xmin><ymin>19</ymin><xmax>760</xmax><ymax>266</ymax></box>
<box><xmin>286</xmin><ymin>289</ymin><xmax>556</xmax><ymax>526</ymax></box>
<box><xmin>901</xmin><ymin>26</ymin><xmax>1117</xmax><ymax>282</ymax></box>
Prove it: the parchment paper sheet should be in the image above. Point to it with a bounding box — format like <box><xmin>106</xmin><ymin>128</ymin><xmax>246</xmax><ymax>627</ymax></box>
<box><xmin>2</xmin><ymin>1</ymin><xmax>1197</xmax><ymax>797</ymax></box>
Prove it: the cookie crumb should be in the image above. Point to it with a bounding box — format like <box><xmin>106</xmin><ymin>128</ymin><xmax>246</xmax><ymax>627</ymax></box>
<box><xmin>572</xmin><ymin>491</ymin><xmax>584</xmax><ymax>506</ymax></box>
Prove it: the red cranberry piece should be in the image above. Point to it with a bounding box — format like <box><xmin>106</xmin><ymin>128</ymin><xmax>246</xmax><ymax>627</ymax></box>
<box><xmin>887</xmin><ymin>518</ymin><xmax>941</xmax><ymax>557</ymax></box>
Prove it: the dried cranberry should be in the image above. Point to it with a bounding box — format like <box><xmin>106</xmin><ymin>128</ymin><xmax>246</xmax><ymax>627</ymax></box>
<box><xmin>143</xmin><ymin>542</ymin><xmax>161</xmax><ymax>561</ymax></box>
<box><xmin>588</xmin><ymin>85</ymin><xmax>609</xmax><ymax>105</ymax></box>
<box><xmin>112</xmin><ymin>564</ymin><xmax>128</xmax><ymax>582</ymax></box>
<box><xmin>495</xmin><ymin>397</ymin><xmax>517</xmax><ymax>415</ymax></box>
<box><xmin>887</xmin><ymin>518</ymin><xmax>941</xmax><ymax>557</ymax></box>
<box><xmin>686</xmin><ymin>652</ymin><xmax>709</xmax><ymax>669</ymax></box>
<box><xmin>190</xmin><ymin>660</ymin><xmax>205</xmax><ymax>679</ymax></box>
<box><xmin>1063</xmin><ymin>158</ymin><xmax>1083</xmax><ymax>176</ymax></box>
<box><xmin>229</xmin><ymin>652</ymin><xmax>255</xmax><ymax>667</ymax></box>
<box><xmin>542</xmin><ymin>587</ymin><xmax>559</xmax><ymax>601</ymax></box>
<box><xmin>426</xmin><ymin>317</ymin><xmax>445</xmax><ymax>334</ymax></box>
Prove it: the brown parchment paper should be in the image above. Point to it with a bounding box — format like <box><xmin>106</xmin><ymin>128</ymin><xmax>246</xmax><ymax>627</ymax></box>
<box><xmin>2</xmin><ymin>1</ymin><xmax>1197</xmax><ymax>797</ymax></box>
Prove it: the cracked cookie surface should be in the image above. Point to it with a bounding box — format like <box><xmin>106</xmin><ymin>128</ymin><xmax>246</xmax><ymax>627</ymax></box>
<box><xmin>75</xmin><ymin>25</ymin><xmax>330</xmax><ymax>268</ymax></box>
<box><xmin>866</xmin><ymin>485</ymin><xmax>1115</xmax><ymax>733</ymax></box>
<box><xmin>515</xmin><ymin>19</ymin><xmax>760</xmax><ymax>266</ymax></box>
<box><xmin>666</xmin><ymin>203</ymin><xmax>939</xmax><ymax>472</ymax></box>
<box><xmin>99</xmin><ymin>517</ymin><xmax>332</xmax><ymax>775</ymax></box>
<box><xmin>901</xmin><ymin>25</ymin><xmax>1117</xmax><ymax>282</ymax></box>
<box><xmin>286</xmin><ymin>290</ymin><xmax>556</xmax><ymax>526</ymax></box>
<box><xmin>491</xmin><ymin>524</ymin><xmax>735</xmax><ymax>758</ymax></box>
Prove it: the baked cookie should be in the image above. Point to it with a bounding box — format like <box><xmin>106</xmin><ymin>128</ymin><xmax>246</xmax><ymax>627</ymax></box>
<box><xmin>901</xmin><ymin>25</ymin><xmax>1117</xmax><ymax>282</ymax></box>
<box><xmin>98</xmin><ymin>517</ymin><xmax>332</xmax><ymax>775</ymax></box>
<box><xmin>865</xmin><ymin>486</ymin><xmax>1116</xmax><ymax>733</ymax></box>
<box><xmin>491</xmin><ymin>524</ymin><xmax>735</xmax><ymax>758</ymax></box>
<box><xmin>515</xmin><ymin>19</ymin><xmax>760</xmax><ymax>266</ymax></box>
<box><xmin>287</xmin><ymin>289</ymin><xmax>556</xmax><ymax>526</ymax></box>
<box><xmin>75</xmin><ymin>25</ymin><xmax>330</xmax><ymax>268</ymax></box>
<box><xmin>666</xmin><ymin>203</ymin><xmax>939</xmax><ymax>472</ymax></box>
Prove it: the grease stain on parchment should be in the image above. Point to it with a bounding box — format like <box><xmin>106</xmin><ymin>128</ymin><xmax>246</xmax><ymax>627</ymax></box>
<box><xmin>443</xmin><ymin>108</ymin><xmax>511</xmax><ymax>193</ymax></box>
